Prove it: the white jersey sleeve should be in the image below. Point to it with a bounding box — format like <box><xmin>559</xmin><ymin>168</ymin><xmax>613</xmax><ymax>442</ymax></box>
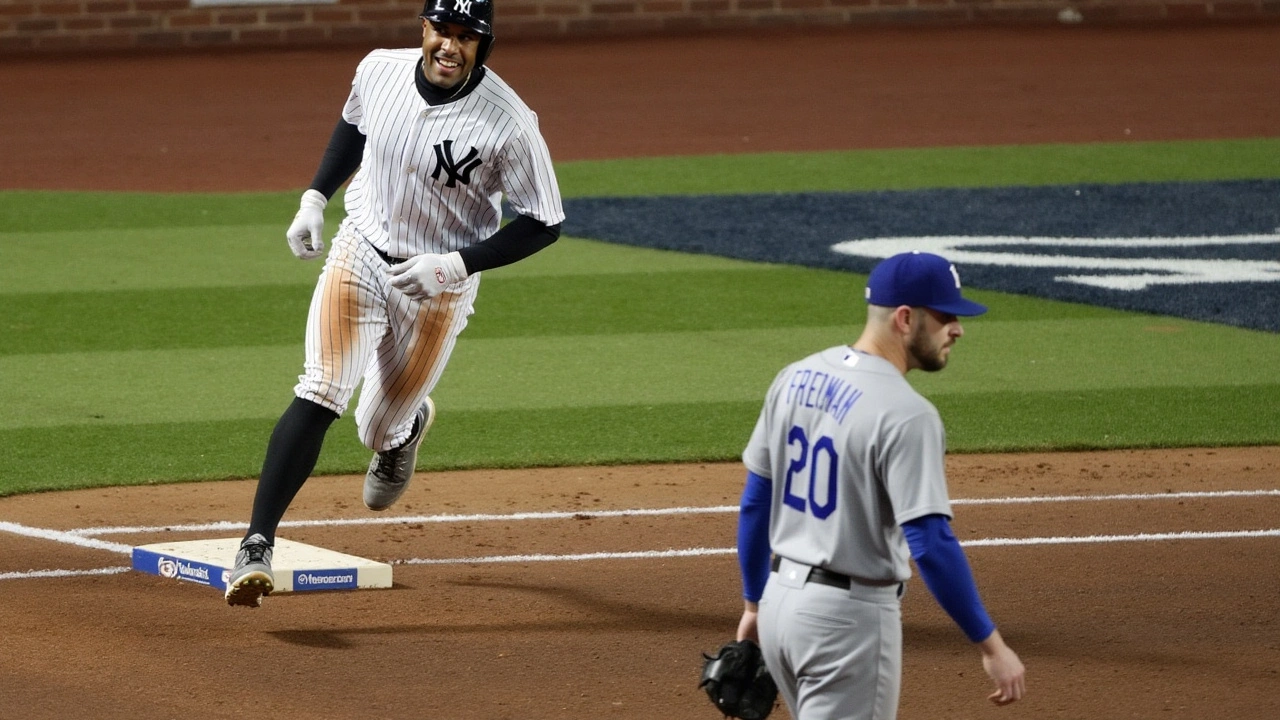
<box><xmin>341</xmin><ymin>61</ymin><xmax>366</xmax><ymax>131</ymax></box>
<box><xmin>498</xmin><ymin>115</ymin><xmax>564</xmax><ymax>226</ymax></box>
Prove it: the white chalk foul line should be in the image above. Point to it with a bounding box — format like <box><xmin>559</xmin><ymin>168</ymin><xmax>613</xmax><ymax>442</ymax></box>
<box><xmin>0</xmin><ymin>521</ymin><xmax>134</xmax><ymax>582</ymax></box>
<box><xmin>67</xmin><ymin>506</ymin><xmax>741</xmax><ymax>537</ymax></box>
<box><xmin>951</xmin><ymin>489</ymin><xmax>1280</xmax><ymax>505</ymax></box>
<box><xmin>3</xmin><ymin>527</ymin><xmax>1278</xmax><ymax>583</ymax></box>
<box><xmin>0</xmin><ymin>521</ymin><xmax>132</xmax><ymax>554</ymax></box>
<box><xmin>5</xmin><ymin>490</ymin><xmax>1277</xmax><ymax>582</ymax></box>
<box><xmin>962</xmin><ymin>528</ymin><xmax>1280</xmax><ymax>547</ymax></box>
<box><xmin>397</xmin><ymin>528</ymin><xmax>1280</xmax><ymax>567</ymax></box>
<box><xmin>62</xmin><ymin>488</ymin><xmax>1280</xmax><ymax>537</ymax></box>
<box><xmin>397</xmin><ymin>547</ymin><xmax>735</xmax><ymax>565</ymax></box>
<box><xmin>0</xmin><ymin>567</ymin><xmax>131</xmax><ymax>581</ymax></box>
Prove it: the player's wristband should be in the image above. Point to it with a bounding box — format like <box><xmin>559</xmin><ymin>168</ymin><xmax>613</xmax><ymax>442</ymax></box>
<box><xmin>300</xmin><ymin>189</ymin><xmax>327</xmax><ymax>211</ymax></box>
<box><xmin>737</xmin><ymin>471</ymin><xmax>772</xmax><ymax>602</ymax></box>
<box><xmin>439</xmin><ymin>252</ymin><xmax>468</xmax><ymax>283</ymax></box>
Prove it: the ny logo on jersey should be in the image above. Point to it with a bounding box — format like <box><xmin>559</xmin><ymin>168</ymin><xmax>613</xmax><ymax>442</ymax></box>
<box><xmin>454</xmin><ymin>0</ymin><xmax>473</xmax><ymax>14</ymax></box>
<box><xmin>431</xmin><ymin>140</ymin><xmax>483</xmax><ymax>188</ymax></box>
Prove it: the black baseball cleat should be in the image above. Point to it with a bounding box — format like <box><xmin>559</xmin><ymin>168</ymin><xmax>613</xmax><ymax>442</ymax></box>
<box><xmin>225</xmin><ymin>533</ymin><xmax>274</xmax><ymax>608</ymax></box>
<box><xmin>363</xmin><ymin>398</ymin><xmax>435</xmax><ymax>511</ymax></box>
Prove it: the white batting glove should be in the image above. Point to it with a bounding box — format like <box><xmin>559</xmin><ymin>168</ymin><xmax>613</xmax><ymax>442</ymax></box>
<box><xmin>285</xmin><ymin>189</ymin><xmax>328</xmax><ymax>260</ymax></box>
<box><xmin>386</xmin><ymin>251</ymin><xmax>468</xmax><ymax>300</ymax></box>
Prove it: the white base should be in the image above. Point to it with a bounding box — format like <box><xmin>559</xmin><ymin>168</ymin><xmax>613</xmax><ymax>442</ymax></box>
<box><xmin>132</xmin><ymin>537</ymin><xmax>392</xmax><ymax>594</ymax></box>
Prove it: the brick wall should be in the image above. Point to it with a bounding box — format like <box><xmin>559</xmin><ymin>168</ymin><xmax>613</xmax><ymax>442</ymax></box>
<box><xmin>1</xmin><ymin>0</ymin><xmax>1278</xmax><ymax>55</ymax></box>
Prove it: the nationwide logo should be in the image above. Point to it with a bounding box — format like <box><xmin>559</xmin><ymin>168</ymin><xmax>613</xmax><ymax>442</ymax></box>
<box><xmin>157</xmin><ymin>557</ymin><xmax>178</xmax><ymax>579</ymax></box>
<box><xmin>294</xmin><ymin>569</ymin><xmax>357</xmax><ymax>591</ymax></box>
<box><xmin>176</xmin><ymin>560</ymin><xmax>211</xmax><ymax>583</ymax></box>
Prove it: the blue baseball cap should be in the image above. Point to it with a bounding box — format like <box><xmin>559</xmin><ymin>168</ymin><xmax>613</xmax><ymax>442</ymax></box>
<box><xmin>864</xmin><ymin>251</ymin><xmax>987</xmax><ymax>316</ymax></box>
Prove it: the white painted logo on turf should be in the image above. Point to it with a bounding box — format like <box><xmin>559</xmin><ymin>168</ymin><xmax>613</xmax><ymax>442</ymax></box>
<box><xmin>831</xmin><ymin>235</ymin><xmax>1280</xmax><ymax>290</ymax></box>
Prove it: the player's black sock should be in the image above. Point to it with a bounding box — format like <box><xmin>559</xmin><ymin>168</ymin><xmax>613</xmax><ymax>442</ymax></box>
<box><xmin>245</xmin><ymin>397</ymin><xmax>339</xmax><ymax>545</ymax></box>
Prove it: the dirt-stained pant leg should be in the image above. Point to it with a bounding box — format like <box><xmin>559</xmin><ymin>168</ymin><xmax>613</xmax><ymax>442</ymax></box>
<box><xmin>758</xmin><ymin>569</ymin><xmax>903</xmax><ymax>720</ymax></box>
<box><xmin>354</xmin><ymin>271</ymin><xmax>477</xmax><ymax>452</ymax></box>
<box><xmin>294</xmin><ymin>222</ymin><xmax>478</xmax><ymax>451</ymax></box>
<box><xmin>295</xmin><ymin>223</ymin><xmax>386</xmax><ymax>417</ymax></box>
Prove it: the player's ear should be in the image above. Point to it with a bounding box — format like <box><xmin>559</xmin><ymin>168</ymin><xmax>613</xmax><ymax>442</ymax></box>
<box><xmin>892</xmin><ymin>305</ymin><xmax>915</xmax><ymax>334</ymax></box>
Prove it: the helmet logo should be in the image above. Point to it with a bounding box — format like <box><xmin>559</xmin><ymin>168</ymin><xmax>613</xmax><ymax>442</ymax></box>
<box><xmin>454</xmin><ymin>0</ymin><xmax>472</xmax><ymax>13</ymax></box>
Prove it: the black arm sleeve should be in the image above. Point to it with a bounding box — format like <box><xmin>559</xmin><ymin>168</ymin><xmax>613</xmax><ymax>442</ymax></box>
<box><xmin>309</xmin><ymin>119</ymin><xmax>366</xmax><ymax>200</ymax></box>
<box><xmin>456</xmin><ymin>215</ymin><xmax>561</xmax><ymax>274</ymax></box>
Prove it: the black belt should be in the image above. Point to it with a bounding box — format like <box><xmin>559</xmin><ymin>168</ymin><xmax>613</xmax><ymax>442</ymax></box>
<box><xmin>771</xmin><ymin>556</ymin><xmax>854</xmax><ymax>590</ymax></box>
<box><xmin>371</xmin><ymin>244</ymin><xmax>408</xmax><ymax>266</ymax></box>
<box><xmin>770</xmin><ymin>556</ymin><xmax>903</xmax><ymax>591</ymax></box>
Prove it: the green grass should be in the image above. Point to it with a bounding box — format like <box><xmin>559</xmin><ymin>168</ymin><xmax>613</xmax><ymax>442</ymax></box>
<box><xmin>2</xmin><ymin>138</ymin><xmax>1278</xmax><ymax>496</ymax></box>
<box><xmin>3</xmin><ymin>138</ymin><xmax>1278</xmax><ymax>233</ymax></box>
<box><xmin>554</xmin><ymin>138</ymin><xmax>1280</xmax><ymax>196</ymax></box>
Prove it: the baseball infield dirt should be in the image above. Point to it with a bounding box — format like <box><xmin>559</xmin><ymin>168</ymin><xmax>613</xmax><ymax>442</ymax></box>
<box><xmin>2</xmin><ymin>24</ymin><xmax>1278</xmax><ymax>720</ymax></box>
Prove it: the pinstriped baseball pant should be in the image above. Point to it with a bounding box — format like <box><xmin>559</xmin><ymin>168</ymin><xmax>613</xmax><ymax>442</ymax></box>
<box><xmin>294</xmin><ymin>221</ymin><xmax>478</xmax><ymax>452</ymax></box>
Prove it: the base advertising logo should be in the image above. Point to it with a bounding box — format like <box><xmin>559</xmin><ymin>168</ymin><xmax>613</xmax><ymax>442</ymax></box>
<box><xmin>294</xmin><ymin>569</ymin><xmax>357</xmax><ymax>591</ymax></box>
<box><xmin>177</xmin><ymin>560</ymin><xmax>210</xmax><ymax>582</ymax></box>
<box><xmin>152</xmin><ymin>555</ymin><xmax>218</xmax><ymax>586</ymax></box>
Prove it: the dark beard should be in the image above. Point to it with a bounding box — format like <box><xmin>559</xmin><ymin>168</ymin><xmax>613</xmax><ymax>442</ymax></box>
<box><xmin>908</xmin><ymin>325</ymin><xmax>948</xmax><ymax>372</ymax></box>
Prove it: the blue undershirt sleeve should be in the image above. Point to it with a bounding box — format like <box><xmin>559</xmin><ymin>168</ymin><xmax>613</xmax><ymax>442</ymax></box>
<box><xmin>737</xmin><ymin>471</ymin><xmax>773</xmax><ymax>603</ymax></box>
<box><xmin>902</xmin><ymin>514</ymin><xmax>996</xmax><ymax>643</ymax></box>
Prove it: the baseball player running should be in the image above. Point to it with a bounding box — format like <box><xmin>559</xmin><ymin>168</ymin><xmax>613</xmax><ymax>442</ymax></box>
<box><xmin>225</xmin><ymin>0</ymin><xmax>565</xmax><ymax>608</ymax></box>
<box><xmin>734</xmin><ymin>252</ymin><xmax>1025</xmax><ymax>718</ymax></box>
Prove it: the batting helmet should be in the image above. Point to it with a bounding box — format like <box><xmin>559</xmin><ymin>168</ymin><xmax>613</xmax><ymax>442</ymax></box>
<box><xmin>421</xmin><ymin>0</ymin><xmax>495</xmax><ymax>65</ymax></box>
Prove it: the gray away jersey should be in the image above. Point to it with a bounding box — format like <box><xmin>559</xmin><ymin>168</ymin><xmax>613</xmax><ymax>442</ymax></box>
<box><xmin>341</xmin><ymin>49</ymin><xmax>565</xmax><ymax>260</ymax></box>
<box><xmin>742</xmin><ymin>346</ymin><xmax>953</xmax><ymax>583</ymax></box>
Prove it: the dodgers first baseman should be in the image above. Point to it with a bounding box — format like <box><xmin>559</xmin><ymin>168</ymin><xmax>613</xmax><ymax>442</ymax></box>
<box><xmin>226</xmin><ymin>0</ymin><xmax>565</xmax><ymax>608</ymax></box>
<box><xmin>733</xmin><ymin>252</ymin><xmax>1026</xmax><ymax>718</ymax></box>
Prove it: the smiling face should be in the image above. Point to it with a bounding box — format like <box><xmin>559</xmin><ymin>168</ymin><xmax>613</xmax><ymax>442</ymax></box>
<box><xmin>907</xmin><ymin>307</ymin><xmax>963</xmax><ymax>372</ymax></box>
<box><xmin>421</xmin><ymin>20</ymin><xmax>481</xmax><ymax>89</ymax></box>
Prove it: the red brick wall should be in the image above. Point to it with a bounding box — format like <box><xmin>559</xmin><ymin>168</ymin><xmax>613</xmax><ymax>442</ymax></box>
<box><xmin>1</xmin><ymin>0</ymin><xmax>1277</xmax><ymax>54</ymax></box>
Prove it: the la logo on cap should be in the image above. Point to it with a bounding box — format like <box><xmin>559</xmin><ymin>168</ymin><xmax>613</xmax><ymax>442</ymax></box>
<box><xmin>865</xmin><ymin>252</ymin><xmax>987</xmax><ymax>317</ymax></box>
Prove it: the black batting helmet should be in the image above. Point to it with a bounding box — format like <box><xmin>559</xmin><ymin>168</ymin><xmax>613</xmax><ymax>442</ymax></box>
<box><xmin>421</xmin><ymin>0</ymin><xmax>495</xmax><ymax>64</ymax></box>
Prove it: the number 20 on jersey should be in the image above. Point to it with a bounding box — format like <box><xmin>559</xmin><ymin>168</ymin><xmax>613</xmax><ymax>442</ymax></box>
<box><xmin>783</xmin><ymin>425</ymin><xmax>838</xmax><ymax>520</ymax></box>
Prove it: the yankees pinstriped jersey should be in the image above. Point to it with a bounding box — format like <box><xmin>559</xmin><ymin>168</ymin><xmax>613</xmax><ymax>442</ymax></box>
<box><xmin>342</xmin><ymin>48</ymin><xmax>565</xmax><ymax>261</ymax></box>
<box><xmin>224</xmin><ymin>4</ymin><xmax>573</xmax><ymax>611</ymax></box>
<box><xmin>292</xmin><ymin>48</ymin><xmax>564</xmax><ymax>453</ymax></box>
<box><xmin>742</xmin><ymin>346</ymin><xmax>953</xmax><ymax>583</ymax></box>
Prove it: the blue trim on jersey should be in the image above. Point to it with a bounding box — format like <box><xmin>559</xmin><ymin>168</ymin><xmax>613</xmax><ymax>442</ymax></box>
<box><xmin>737</xmin><ymin>471</ymin><xmax>773</xmax><ymax>602</ymax></box>
<box><xmin>903</xmin><ymin>514</ymin><xmax>996</xmax><ymax>643</ymax></box>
